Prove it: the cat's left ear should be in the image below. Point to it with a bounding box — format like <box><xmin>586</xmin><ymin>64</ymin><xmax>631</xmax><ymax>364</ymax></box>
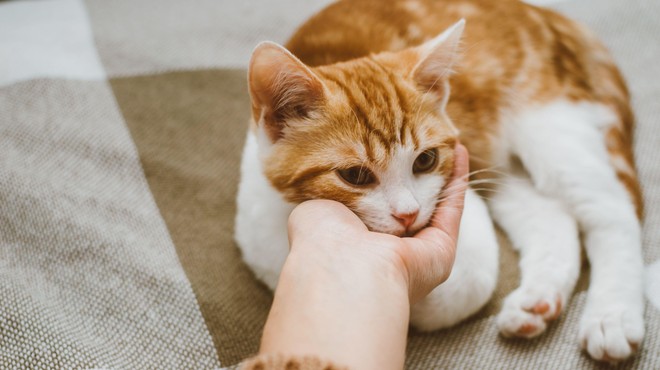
<box><xmin>248</xmin><ymin>42</ymin><xmax>327</xmax><ymax>142</ymax></box>
<box><xmin>411</xmin><ymin>19</ymin><xmax>465</xmax><ymax>102</ymax></box>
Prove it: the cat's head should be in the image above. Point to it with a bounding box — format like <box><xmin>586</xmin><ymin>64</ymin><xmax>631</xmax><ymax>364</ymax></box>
<box><xmin>248</xmin><ymin>20</ymin><xmax>464</xmax><ymax>236</ymax></box>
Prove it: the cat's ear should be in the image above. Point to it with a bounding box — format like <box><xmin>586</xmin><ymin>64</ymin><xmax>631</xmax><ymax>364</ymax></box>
<box><xmin>248</xmin><ymin>41</ymin><xmax>326</xmax><ymax>142</ymax></box>
<box><xmin>411</xmin><ymin>19</ymin><xmax>465</xmax><ymax>100</ymax></box>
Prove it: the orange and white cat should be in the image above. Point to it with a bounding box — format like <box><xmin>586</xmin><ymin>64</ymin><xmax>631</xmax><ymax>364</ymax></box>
<box><xmin>235</xmin><ymin>0</ymin><xmax>644</xmax><ymax>362</ymax></box>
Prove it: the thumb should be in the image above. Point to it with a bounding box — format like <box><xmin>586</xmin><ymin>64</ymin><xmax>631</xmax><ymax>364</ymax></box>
<box><xmin>287</xmin><ymin>199</ymin><xmax>367</xmax><ymax>246</ymax></box>
<box><xmin>400</xmin><ymin>144</ymin><xmax>469</xmax><ymax>302</ymax></box>
<box><xmin>429</xmin><ymin>143</ymin><xmax>469</xmax><ymax>239</ymax></box>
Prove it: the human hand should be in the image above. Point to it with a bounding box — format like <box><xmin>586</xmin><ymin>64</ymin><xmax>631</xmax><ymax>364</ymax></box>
<box><xmin>257</xmin><ymin>144</ymin><xmax>469</xmax><ymax>370</ymax></box>
<box><xmin>287</xmin><ymin>143</ymin><xmax>469</xmax><ymax>304</ymax></box>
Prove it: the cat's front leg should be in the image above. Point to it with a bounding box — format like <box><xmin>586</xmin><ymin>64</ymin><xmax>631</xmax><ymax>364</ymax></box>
<box><xmin>489</xmin><ymin>173</ymin><xmax>581</xmax><ymax>338</ymax></box>
<box><xmin>508</xmin><ymin>102</ymin><xmax>645</xmax><ymax>361</ymax></box>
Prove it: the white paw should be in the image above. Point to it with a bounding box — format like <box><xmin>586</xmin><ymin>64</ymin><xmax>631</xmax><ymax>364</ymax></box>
<box><xmin>497</xmin><ymin>285</ymin><xmax>563</xmax><ymax>338</ymax></box>
<box><xmin>579</xmin><ymin>308</ymin><xmax>644</xmax><ymax>362</ymax></box>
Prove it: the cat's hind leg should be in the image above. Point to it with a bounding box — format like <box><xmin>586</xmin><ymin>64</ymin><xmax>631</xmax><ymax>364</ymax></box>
<box><xmin>509</xmin><ymin>100</ymin><xmax>644</xmax><ymax>361</ymax></box>
<box><xmin>489</xmin><ymin>171</ymin><xmax>581</xmax><ymax>338</ymax></box>
<box><xmin>410</xmin><ymin>188</ymin><xmax>499</xmax><ymax>331</ymax></box>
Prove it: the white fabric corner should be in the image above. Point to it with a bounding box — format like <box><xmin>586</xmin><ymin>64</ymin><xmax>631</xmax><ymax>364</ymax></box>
<box><xmin>0</xmin><ymin>0</ymin><xmax>105</xmax><ymax>86</ymax></box>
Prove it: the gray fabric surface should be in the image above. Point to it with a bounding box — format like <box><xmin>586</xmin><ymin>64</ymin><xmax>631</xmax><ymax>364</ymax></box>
<box><xmin>0</xmin><ymin>0</ymin><xmax>658</xmax><ymax>368</ymax></box>
<box><xmin>84</xmin><ymin>0</ymin><xmax>333</xmax><ymax>75</ymax></box>
<box><xmin>0</xmin><ymin>78</ymin><xmax>220</xmax><ymax>367</ymax></box>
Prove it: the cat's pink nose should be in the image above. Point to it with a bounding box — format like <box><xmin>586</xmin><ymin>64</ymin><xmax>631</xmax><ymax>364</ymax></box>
<box><xmin>392</xmin><ymin>210</ymin><xmax>419</xmax><ymax>228</ymax></box>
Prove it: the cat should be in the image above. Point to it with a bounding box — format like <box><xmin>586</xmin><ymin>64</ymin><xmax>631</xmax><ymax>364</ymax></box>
<box><xmin>234</xmin><ymin>0</ymin><xmax>644</xmax><ymax>362</ymax></box>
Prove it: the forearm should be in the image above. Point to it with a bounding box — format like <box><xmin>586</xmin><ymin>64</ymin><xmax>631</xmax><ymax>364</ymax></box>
<box><xmin>259</xmin><ymin>246</ymin><xmax>411</xmax><ymax>370</ymax></box>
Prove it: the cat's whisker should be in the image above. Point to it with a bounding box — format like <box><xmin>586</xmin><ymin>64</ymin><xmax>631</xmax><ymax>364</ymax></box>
<box><xmin>465</xmin><ymin>167</ymin><xmax>512</xmax><ymax>178</ymax></box>
<box><xmin>434</xmin><ymin>187</ymin><xmax>505</xmax><ymax>204</ymax></box>
<box><xmin>463</xmin><ymin>152</ymin><xmax>497</xmax><ymax>166</ymax></box>
<box><xmin>466</xmin><ymin>179</ymin><xmax>517</xmax><ymax>186</ymax></box>
<box><xmin>436</xmin><ymin>178</ymin><xmax>519</xmax><ymax>200</ymax></box>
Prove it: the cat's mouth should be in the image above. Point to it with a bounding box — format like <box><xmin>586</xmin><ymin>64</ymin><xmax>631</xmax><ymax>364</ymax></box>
<box><xmin>403</xmin><ymin>224</ymin><xmax>426</xmax><ymax>237</ymax></box>
<box><xmin>401</xmin><ymin>229</ymin><xmax>415</xmax><ymax>238</ymax></box>
<box><xmin>355</xmin><ymin>209</ymin><xmax>431</xmax><ymax>238</ymax></box>
<box><xmin>388</xmin><ymin>222</ymin><xmax>428</xmax><ymax>238</ymax></box>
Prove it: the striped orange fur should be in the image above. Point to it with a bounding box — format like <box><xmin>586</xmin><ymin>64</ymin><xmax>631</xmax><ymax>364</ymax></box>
<box><xmin>239</xmin><ymin>1</ymin><xmax>646</xmax><ymax>360</ymax></box>
<box><xmin>248</xmin><ymin>0</ymin><xmax>641</xmax><ymax>221</ymax></box>
<box><xmin>237</xmin><ymin>0</ymin><xmax>644</xmax><ymax>361</ymax></box>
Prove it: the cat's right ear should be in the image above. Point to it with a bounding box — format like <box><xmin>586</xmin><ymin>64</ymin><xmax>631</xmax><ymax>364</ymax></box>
<box><xmin>411</xmin><ymin>19</ymin><xmax>465</xmax><ymax>105</ymax></box>
<box><xmin>248</xmin><ymin>42</ymin><xmax>326</xmax><ymax>142</ymax></box>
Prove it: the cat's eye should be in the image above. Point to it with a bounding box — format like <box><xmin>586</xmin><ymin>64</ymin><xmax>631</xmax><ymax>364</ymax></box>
<box><xmin>337</xmin><ymin>166</ymin><xmax>376</xmax><ymax>186</ymax></box>
<box><xmin>413</xmin><ymin>149</ymin><xmax>438</xmax><ymax>173</ymax></box>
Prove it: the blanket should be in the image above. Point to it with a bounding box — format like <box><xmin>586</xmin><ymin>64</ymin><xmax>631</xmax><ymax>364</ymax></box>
<box><xmin>1</xmin><ymin>0</ymin><xmax>658</xmax><ymax>368</ymax></box>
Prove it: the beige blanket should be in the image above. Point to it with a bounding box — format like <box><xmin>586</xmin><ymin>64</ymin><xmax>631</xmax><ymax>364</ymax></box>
<box><xmin>1</xmin><ymin>0</ymin><xmax>658</xmax><ymax>368</ymax></box>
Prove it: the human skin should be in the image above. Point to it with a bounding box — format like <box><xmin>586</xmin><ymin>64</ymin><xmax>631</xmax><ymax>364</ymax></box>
<box><xmin>259</xmin><ymin>144</ymin><xmax>469</xmax><ymax>370</ymax></box>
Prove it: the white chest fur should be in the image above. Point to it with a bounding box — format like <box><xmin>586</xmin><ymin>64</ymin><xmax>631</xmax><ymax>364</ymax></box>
<box><xmin>234</xmin><ymin>131</ymin><xmax>295</xmax><ymax>290</ymax></box>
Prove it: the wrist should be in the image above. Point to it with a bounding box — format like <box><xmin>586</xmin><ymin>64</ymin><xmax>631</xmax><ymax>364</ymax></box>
<box><xmin>260</xmin><ymin>240</ymin><xmax>411</xmax><ymax>370</ymax></box>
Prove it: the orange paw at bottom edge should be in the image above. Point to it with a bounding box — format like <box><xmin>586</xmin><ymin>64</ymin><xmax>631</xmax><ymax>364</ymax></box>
<box><xmin>517</xmin><ymin>323</ymin><xmax>538</xmax><ymax>336</ymax></box>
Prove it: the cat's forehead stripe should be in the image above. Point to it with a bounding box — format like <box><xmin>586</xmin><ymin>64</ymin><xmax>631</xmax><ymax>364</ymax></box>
<box><xmin>382</xmin><ymin>67</ymin><xmax>413</xmax><ymax>145</ymax></box>
<box><xmin>285</xmin><ymin>164</ymin><xmax>334</xmax><ymax>189</ymax></box>
<box><xmin>399</xmin><ymin>119</ymin><xmax>407</xmax><ymax>144</ymax></box>
<box><xmin>356</xmin><ymin>70</ymin><xmax>402</xmax><ymax>142</ymax></box>
<box><xmin>317</xmin><ymin>69</ymin><xmax>388</xmax><ymax>161</ymax></box>
<box><xmin>410</xmin><ymin>124</ymin><xmax>420</xmax><ymax>150</ymax></box>
<box><xmin>343</xmin><ymin>59</ymin><xmax>416</xmax><ymax>148</ymax></box>
<box><xmin>317</xmin><ymin>64</ymin><xmax>413</xmax><ymax>157</ymax></box>
<box><xmin>320</xmin><ymin>72</ymin><xmax>380</xmax><ymax>161</ymax></box>
<box><xmin>364</xmin><ymin>57</ymin><xmax>409</xmax><ymax>143</ymax></box>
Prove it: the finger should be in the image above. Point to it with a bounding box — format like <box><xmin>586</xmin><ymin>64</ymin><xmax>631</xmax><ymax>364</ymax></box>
<box><xmin>413</xmin><ymin>143</ymin><xmax>468</xmax><ymax>249</ymax></box>
<box><xmin>427</xmin><ymin>143</ymin><xmax>469</xmax><ymax>240</ymax></box>
<box><xmin>401</xmin><ymin>145</ymin><xmax>470</xmax><ymax>301</ymax></box>
<box><xmin>403</xmin><ymin>231</ymin><xmax>457</xmax><ymax>289</ymax></box>
<box><xmin>287</xmin><ymin>199</ymin><xmax>367</xmax><ymax>245</ymax></box>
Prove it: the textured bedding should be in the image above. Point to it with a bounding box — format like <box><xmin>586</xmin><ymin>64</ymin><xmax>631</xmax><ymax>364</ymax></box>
<box><xmin>0</xmin><ymin>0</ymin><xmax>658</xmax><ymax>368</ymax></box>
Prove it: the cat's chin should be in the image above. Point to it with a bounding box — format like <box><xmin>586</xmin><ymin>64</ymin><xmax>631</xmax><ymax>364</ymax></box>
<box><xmin>372</xmin><ymin>224</ymin><xmax>426</xmax><ymax>238</ymax></box>
<box><xmin>402</xmin><ymin>225</ymin><xmax>426</xmax><ymax>238</ymax></box>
